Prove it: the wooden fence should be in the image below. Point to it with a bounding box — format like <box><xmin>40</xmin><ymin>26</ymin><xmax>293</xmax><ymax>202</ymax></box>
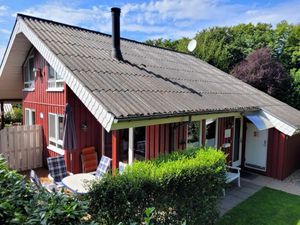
<box><xmin>0</xmin><ymin>125</ymin><xmax>43</xmax><ymax>171</ymax></box>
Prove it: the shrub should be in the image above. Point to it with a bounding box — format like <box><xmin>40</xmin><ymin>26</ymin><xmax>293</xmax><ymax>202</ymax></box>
<box><xmin>0</xmin><ymin>156</ymin><xmax>93</xmax><ymax>225</ymax></box>
<box><xmin>4</xmin><ymin>105</ymin><xmax>23</xmax><ymax>125</ymax></box>
<box><xmin>88</xmin><ymin>148</ymin><xmax>226</xmax><ymax>225</ymax></box>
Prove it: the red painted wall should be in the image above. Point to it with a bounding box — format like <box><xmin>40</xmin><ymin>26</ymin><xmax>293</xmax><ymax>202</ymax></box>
<box><xmin>67</xmin><ymin>87</ymin><xmax>103</xmax><ymax>173</ymax></box>
<box><xmin>267</xmin><ymin>129</ymin><xmax>300</xmax><ymax>180</ymax></box>
<box><xmin>145</xmin><ymin>122</ymin><xmax>186</xmax><ymax>159</ymax></box>
<box><xmin>267</xmin><ymin>128</ymin><xmax>287</xmax><ymax>179</ymax></box>
<box><xmin>22</xmin><ymin>49</ymin><xmax>103</xmax><ymax>173</ymax></box>
<box><xmin>22</xmin><ymin>50</ymin><xmax>67</xmax><ymax>165</ymax></box>
<box><xmin>284</xmin><ymin>133</ymin><xmax>300</xmax><ymax>178</ymax></box>
<box><xmin>217</xmin><ymin>117</ymin><xmax>234</xmax><ymax>164</ymax></box>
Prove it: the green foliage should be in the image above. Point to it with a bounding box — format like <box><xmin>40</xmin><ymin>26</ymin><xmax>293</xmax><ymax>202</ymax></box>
<box><xmin>0</xmin><ymin>156</ymin><xmax>92</xmax><ymax>225</ymax></box>
<box><xmin>4</xmin><ymin>104</ymin><xmax>23</xmax><ymax>124</ymax></box>
<box><xmin>88</xmin><ymin>148</ymin><xmax>226</xmax><ymax>225</ymax></box>
<box><xmin>217</xmin><ymin>187</ymin><xmax>300</xmax><ymax>225</ymax></box>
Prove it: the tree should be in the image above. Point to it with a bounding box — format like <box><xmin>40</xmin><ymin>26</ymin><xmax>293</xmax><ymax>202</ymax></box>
<box><xmin>231</xmin><ymin>47</ymin><xmax>292</xmax><ymax>102</ymax></box>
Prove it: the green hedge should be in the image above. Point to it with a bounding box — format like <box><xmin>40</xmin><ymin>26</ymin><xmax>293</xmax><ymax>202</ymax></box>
<box><xmin>0</xmin><ymin>156</ymin><xmax>92</xmax><ymax>225</ymax></box>
<box><xmin>88</xmin><ymin>148</ymin><xmax>226</xmax><ymax>225</ymax></box>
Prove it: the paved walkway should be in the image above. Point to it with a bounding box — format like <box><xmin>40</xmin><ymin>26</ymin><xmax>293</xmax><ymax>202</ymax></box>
<box><xmin>219</xmin><ymin>180</ymin><xmax>262</xmax><ymax>216</ymax></box>
<box><xmin>242</xmin><ymin>170</ymin><xmax>300</xmax><ymax>196</ymax></box>
<box><xmin>219</xmin><ymin>169</ymin><xmax>300</xmax><ymax>216</ymax></box>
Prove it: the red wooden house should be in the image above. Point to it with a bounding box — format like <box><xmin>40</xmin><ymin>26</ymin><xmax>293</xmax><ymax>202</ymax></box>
<box><xmin>1</xmin><ymin>8</ymin><xmax>300</xmax><ymax>180</ymax></box>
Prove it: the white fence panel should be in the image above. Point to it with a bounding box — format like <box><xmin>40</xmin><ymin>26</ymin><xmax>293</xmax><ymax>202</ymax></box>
<box><xmin>0</xmin><ymin>125</ymin><xmax>43</xmax><ymax>171</ymax></box>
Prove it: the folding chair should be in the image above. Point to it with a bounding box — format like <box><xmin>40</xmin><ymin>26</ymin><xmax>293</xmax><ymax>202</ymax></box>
<box><xmin>47</xmin><ymin>155</ymin><xmax>70</xmax><ymax>187</ymax></box>
<box><xmin>95</xmin><ymin>155</ymin><xmax>112</xmax><ymax>178</ymax></box>
<box><xmin>30</xmin><ymin>169</ymin><xmax>57</xmax><ymax>192</ymax></box>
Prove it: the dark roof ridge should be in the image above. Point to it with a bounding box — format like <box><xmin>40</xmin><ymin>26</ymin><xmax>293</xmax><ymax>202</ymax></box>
<box><xmin>17</xmin><ymin>13</ymin><xmax>194</xmax><ymax>58</ymax></box>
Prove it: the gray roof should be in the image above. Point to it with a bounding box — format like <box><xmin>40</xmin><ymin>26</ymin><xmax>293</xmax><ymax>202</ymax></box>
<box><xmin>20</xmin><ymin>15</ymin><xmax>300</xmax><ymax>129</ymax></box>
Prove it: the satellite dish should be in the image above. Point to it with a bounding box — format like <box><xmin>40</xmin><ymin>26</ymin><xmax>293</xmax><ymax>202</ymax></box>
<box><xmin>187</xmin><ymin>39</ymin><xmax>197</xmax><ymax>52</ymax></box>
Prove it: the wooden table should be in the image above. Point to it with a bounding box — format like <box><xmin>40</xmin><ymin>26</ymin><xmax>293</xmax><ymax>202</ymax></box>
<box><xmin>62</xmin><ymin>173</ymin><xmax>96</xmax><ymax>194</ymax></box>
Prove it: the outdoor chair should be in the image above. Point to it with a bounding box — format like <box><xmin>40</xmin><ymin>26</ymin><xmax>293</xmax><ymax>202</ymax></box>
<box><xmin>95</xmin><ymin>155</ymin><xmax>112</xmax><ymax>178</ymax></box>
<box><xmin>47</xmin><ymin>155</ymin><xmax>73</xmax><ymax>187</ymax></box>
<box><xmin>81</xmin><ymin>147</ymin><xmax>98</xmax><ymax>173</ymax></box>
<box><xmin>223</xmin><ymin>165</ymin><xmax>241</xmax><ymax>196</ymax></box>
<box><xmin>119</xmin><ymin>161</ymin><xmax>128</xmax><ymax>175</ymax></box>
<box><xmin>30</xmin><ymin>169</ymin><xmax>58</xmax><ymax>192</ymax></box>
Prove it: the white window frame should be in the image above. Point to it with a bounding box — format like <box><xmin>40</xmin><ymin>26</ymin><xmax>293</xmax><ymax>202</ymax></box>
<box><xmin>48</xmin><ymin>113</ymin><xmax>64</xmax><ymax>155</ymax></box>
<box><xmin>47</xmin><ymin>63</ymin><xmax>64</xmax><ymax>91</ymax></box>
<box><xmin>23</xmin><ymin>54</ymin><xmax>35</xmax><ymax>91</ymax></box>
<box><xmin>25</xmin><ymin>108</ymin><xmax>36</xmax><ymax>125</ymax></box>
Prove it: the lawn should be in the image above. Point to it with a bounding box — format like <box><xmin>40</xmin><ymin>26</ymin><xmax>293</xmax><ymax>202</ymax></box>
<box><xmin>217</xmin><ymin>187</ymin><xmax>300</xmax><ymax>225</ymax></box>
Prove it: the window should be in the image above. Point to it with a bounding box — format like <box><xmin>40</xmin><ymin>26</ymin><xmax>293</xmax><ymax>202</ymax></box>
<box><xmin>205</xmin><ymin>119</ymin><xmax>217</xmax><ymax>148</ymax></box>
<box><xmin>134</xmin><ymin>127</ymin><xmax>146</xmax><ymax>161</ymax></box>
<box><xmin>25</xmin><ymin>108</ymin><xmax>36</xmax><ymax>125</ymax></box>
<box><xmin>48</xmin><ymin>113</ymin><xmax>64</xmax><ymax>153</ymax></box>
<box><xmin>23</xmin><ymin>56</ymin><xmax>35</xmax><ymax>89</ymax></box>
<box><xmin>48</xmin><ymin>63</ymin><xmax>64</xmax><ymax>89</ymax></box>
<box><xmin>188</xmin><ymin>121</ymin><xmax>201</xmax><ymax>148</ymax></box>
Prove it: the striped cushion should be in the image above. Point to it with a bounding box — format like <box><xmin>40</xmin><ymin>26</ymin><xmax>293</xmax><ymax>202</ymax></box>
<box><xmin>96</xmin><ymin>156</ymin><xmax>112</xmax><ymax>178</ymax></box>
<box><xmin>47</xmin><ymin>155</ymin><xmax>68</xmax><ymax>183</ymax></box>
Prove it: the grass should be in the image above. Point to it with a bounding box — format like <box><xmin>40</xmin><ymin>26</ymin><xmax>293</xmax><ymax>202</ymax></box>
<box><xmin>217</xmin><ymin>187</ymin><xmax>300</xmax><ymax>225</ymax></box>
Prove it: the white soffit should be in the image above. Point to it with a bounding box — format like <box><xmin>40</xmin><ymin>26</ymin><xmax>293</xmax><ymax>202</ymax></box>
<box><xmin>262</xmin><ymin>110</ymin><xmax>297</xmax><ymax>136</ymax></box>
<box><xmin>1</xmin><ymin>18</ymin><xmax>115</xmax><ymax>131</ymax></box>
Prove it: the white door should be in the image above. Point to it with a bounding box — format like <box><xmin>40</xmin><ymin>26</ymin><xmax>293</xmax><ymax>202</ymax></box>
<box><xmin>245</xmin><ymin>123</ymin><xmax>268</xmax><ymax>171</ymax></box>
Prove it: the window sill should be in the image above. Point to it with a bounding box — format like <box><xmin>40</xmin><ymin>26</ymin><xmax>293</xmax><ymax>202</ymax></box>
<box><xmin>47</xmin><ymin>145</ymin><xmax>65</xmax><ymax>155</ymax></box>
<box><xmin>46</xmin><ymin>88</ymin><xmax>64</xmax><ymax>92</ymax></box>
<box><xmin>22</xmin><ymin>88</ymin><xmax>35</xmax><ymax>92</ymax></box>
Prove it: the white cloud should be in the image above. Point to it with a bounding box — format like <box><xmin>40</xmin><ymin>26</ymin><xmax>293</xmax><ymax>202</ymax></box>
<box><xmin>0</xmin><ymin>5</ymin><xmax>7</xmax><ymax>16</ymax></box>
<box><xmin>0</xmin><ymin>28</ymin><xmax>10</xmax><ymax>34</ymax></box>
<box><xmin>14</xmin><ymin>0</ymin><xmax>300</xmax><ymax>41</ymax></box>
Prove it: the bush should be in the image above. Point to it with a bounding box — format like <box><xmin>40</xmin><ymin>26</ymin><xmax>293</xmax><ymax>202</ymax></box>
<box><xmin>0</xmin><ymin>156</ymin><xmax>93</xmax><ymax>225</ymax></box>
<box><xmin>88</xmin><ymin>148</ymin><xmax>226</xmax><ymax>225</ymax></box>
<box><xmin>4</xmin><ymin>105</ymin><xmax>23</xmax><ymax>125</ymax></box>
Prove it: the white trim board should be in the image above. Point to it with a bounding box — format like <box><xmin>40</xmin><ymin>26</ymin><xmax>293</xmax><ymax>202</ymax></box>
<box><xmin>262</xmin><ymin>110</ymin><xmax>297</xmax><ymax>136</ymax></box>
<box><xmin>0</xmin><ymin>17</ymin><xmax>114</xmax><ymax>132</ymax></box>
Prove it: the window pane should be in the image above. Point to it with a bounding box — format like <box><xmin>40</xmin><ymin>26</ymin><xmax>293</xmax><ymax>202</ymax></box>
<box><xmin>29</xmin><ymin>58</ymin><xmax>34</xmax><ymax>81</ymax></box>
<box><xmin>188</xmin><ymin>121</ymin><xmax>200</xmax><ymax>148</ymax></box>
<box><xmin>25</xmin><ymin>110</ymin><xmax>30</xmax><ymax>125</ymax></box>
<box><xmin>206</xmin><ymin>119</ymin><xmax>216</xmax><ymax>147</ymax></box>
<box><xmin>24</xmin><ymin>65</ymin><xmax>29</xmax><ymax>82</ymax></box>
<box><xmin>134</xmin><ymin>127</ymin><xmax>146</xmax><ymax>161</ymax></box>
<box><xmin>48</xmin><ymin>64</ymin><xmax>55</xmax><ymax>80</ymax></box>
<box><xmin>31</xmin><ymin>111</ymin><xmax>36</xmax><ymax>125</ymax></box>
<box><xmin>58</xmin><ymin>116</ymin><xmax>64</xmax><ymax>141</ymax></box>
<box><xmin>49</xmin><ymin>114</ymin><xmax>56</xmax><ymax>139</ymax></box>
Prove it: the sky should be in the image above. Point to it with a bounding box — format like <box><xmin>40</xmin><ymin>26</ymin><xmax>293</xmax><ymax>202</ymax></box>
<box><xmin>0</xmin><ymin>0</ymin><xmax>299</xmax><ymax>61</ymax></box>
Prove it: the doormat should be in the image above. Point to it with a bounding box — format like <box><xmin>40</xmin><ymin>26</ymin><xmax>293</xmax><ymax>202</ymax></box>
<box><xmin>241</xmin><ymin>171</ymin><xmax>258</xmax><ymax>180</ymax></box>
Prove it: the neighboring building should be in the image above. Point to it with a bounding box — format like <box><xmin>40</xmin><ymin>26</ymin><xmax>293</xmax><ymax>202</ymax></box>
<box><xmin>0</xmin><ymin>9</ymin><xmax>300</xmax><ymax>179</ymax></box>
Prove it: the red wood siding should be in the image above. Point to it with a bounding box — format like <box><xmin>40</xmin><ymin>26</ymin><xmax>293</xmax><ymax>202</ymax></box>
<box><xmin>67</xmin><ymin>87</ymin><xmax>103</xmax><ymax>173</ymax></box>
<box><xmin>217</xmin><ymin>117</ymin><xmax>234</xmax><ymax>164</ymax></box>
<box><xmin>22</xmin><ymin>50</ymin><xmax>104</xmax><ymax>173</ymax></box>
<box><xmin>284</xmin><ymin>133</ymin><xmax>300</xmax><ymax>178</ymax></box>
<box><xmin>22</xmin><ymin>50</ymin><xmax>66</xmax><ymax>166</ymax></box>
<box><xmin>145</xmin><ymin>122</ymin><xmax>187</xmax><ymax>159</ymax></box>
<box><xmin>267</xmin><ymin>129</ymin><xmax>300</xmax><ymax>180</ymax></box>
<box><xmin>267</xmin><ymin>128</ymin><xmax>287</xmax><ymax>179</ymax></box>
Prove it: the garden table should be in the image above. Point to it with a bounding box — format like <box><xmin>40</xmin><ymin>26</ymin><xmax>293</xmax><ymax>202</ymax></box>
<box><xmin>62</xmin><ymin>173</ymin><xmax>96</xmax><ymax>194</ymax></box>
